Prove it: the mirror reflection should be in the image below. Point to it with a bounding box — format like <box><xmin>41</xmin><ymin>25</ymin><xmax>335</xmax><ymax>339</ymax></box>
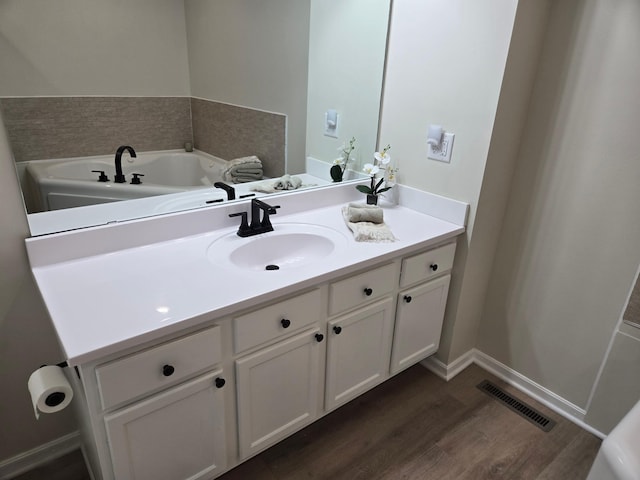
<box><xmin>0</xmin><ymin>0</ymin><xmax>390</xmax><ymax>235</ymax></box>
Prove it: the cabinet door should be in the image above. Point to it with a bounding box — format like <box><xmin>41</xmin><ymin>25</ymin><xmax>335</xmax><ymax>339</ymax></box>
<box><xmin>104</xmin><ymin>370</ymin><xmax>227</xmax><ymax>480</ymax></box>
<box><xmin>325</xmin><ymin>297</ymin><xmax>394</xmax><ymax>411</ymax></box>
<box><xmin>391</xmin><ymin>275</ymin><xmax>451</xmax><ymax>375</ymax></box>
<box><xmin>236</xmin><ymin>329</ymin><xmax>323</xmax><ymax>459</ymax></box>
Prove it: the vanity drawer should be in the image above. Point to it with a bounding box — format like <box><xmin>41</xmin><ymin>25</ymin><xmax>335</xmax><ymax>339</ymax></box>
<box><xmin>329</xmin><ymin>263</ymin><xmax>397</xmax><ymax>316</ymax></box>
<box><xmin>234</xmin><ymin>288</ymin><xmax>322</xmax><ymax>353</ymax></box>
<box><xmin>96</xmin><ymin>326</ymin><xmax>221</xmax><ymax>410</ymax></box>
<box><xmin>400</xmin><ymin>242</ymin><xmax>456</xmax><ymax>288</ymax></box>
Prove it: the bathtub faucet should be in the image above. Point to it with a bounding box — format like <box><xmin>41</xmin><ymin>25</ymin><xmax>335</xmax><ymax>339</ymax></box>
<box><xmin>114</xmin><ymin>145</ymin><xmax>137</xmax><ymax>183</ymax></box>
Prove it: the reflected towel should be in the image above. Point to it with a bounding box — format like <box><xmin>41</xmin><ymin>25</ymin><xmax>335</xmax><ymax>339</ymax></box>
<box><xmin>341</xmin><ymin>206</ymin><xmax>396</xmax><ymax>243</ymax></box>
<box><xmin>222</xmin><ymin>156</ymin><xmax>263</xmax><ymax>183</ymax></box>
<box><xmin>251</xmin><ymin>175</ymin><xmax>307</xmax><ymax>193</ymax></box>
<box><xmin>273</xmin><ymin>174</ymin><xmax>302</xmax><ymax>191</ymax></box>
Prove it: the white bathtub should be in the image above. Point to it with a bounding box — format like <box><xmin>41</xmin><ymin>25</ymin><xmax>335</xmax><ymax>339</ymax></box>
<box><xmin>25</xmin><ymin>150</ymin><xmax>228</xmax><ymax>212</ymax></box>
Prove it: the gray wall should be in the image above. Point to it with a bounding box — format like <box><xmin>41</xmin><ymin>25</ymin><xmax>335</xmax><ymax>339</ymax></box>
<box><xmin>0</xmin><ymin>114</ymin><xmax>77</xmax><ymax>462</ymax></box>
<box><xmin>478</xmin><ymin>0</ymin><xmax>640</xmax><ymax>412</ymax></box>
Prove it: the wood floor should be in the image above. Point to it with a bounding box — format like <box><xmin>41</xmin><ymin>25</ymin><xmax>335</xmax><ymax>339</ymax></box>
<box><xmin>14</xmin><ymin>364</ymin><xmax>601</xmax><ymax>480</ymax></box>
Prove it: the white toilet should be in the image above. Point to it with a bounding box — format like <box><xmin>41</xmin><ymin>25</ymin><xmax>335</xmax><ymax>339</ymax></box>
<box><xmin>587</xmin><ymin>399</ymin><xmax>640</xmax><ymax>480</ymax></box>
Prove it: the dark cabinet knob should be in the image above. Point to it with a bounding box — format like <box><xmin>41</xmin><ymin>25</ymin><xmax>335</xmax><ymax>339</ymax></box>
<box><xmin>162</xmin><ymin>364</ymin><xmax>175</xmax><ymax>377</ymax></box>
<box><xmin>333</xmin><ymin>326</ymin><xmax>342</xmax><ymax>335</ymax></box>
<box><xmin>430</xmin><ymin>264</ymin><xmax>438</xmax><ymax>272</ymax></box>
<box><xmin>404</xmin><ymin>295</ymin><xmax>412</xmax><ymax>303</ymax></box>
<box><xmin>281</xmin><ymin>318</ymin><xmax>291</xmax><ymax>328</ymax></box>
<box><xmin>315</xmin><ymin>333</ymin><xmax>324</xmax><ymax>343</ymax></box>
<box><xmin>215</xmin><ymin>377</ymin><xmax>226</xmax><ymax>389</ymax></box>
<box><xmin>363</xmin><ymin>287</ymin><xmax>373</xmax><ymax>296</ymax></box>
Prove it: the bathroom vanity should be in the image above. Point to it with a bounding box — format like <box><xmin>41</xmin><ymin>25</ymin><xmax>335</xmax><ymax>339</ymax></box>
<box><xmin>26</xmin><ymin>183</ymin><xmax>467</xmax><ymax>480</ymax></box>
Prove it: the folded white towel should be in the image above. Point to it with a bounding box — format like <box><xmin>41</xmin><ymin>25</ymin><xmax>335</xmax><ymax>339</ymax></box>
<box><xmin>341</xmin><ymin>206</ymin><xmax>396</xmax><ymax>243</ymax></box>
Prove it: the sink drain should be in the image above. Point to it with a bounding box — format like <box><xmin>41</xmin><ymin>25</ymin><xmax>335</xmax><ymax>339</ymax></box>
<box><xmin>265</xmin><ymin>264</ymin><xmax>280</xmax><ymax>271</ymax></box>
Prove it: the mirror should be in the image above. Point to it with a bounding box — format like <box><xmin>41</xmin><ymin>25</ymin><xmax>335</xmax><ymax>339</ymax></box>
<box><xmin>0</xmin><ymin>0</ymin><xmax>390</xmax><ymax>235</ymax></box>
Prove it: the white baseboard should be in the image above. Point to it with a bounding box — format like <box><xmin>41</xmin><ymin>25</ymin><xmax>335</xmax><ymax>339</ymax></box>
<box><xmin>421</xmin><ymin>349</ymin><xmax>606</xmax><ymax>439</ymax></box>
<box><xmin>421</xmin><ymin>349</ymin><xmax>475</xmax><ymax>381</ymax></box>
<box><xmin>0</xmin><ymin>431</ymin><xmax>80</xmax><ymax>480</ymax></box>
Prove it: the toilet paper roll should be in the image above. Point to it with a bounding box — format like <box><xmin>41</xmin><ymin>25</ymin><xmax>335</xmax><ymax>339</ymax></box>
<box><xmin>28</xmin><ymin>366</ymin><xmax>73</xmax><ymax>419</ymax></box>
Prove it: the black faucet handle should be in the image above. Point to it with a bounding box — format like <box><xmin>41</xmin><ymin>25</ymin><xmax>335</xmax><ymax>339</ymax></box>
<box><xmin>229</xmin><ymin>211</ymin><xmax>251</xmax><ymax>237</ymax></box>
<box><xmin>91</xmin><ymin>170</ymin><xmax>109</xmax><ymax>182</ymax></box>
<box><xmin>130</xmin><ymin>173</ymin><xmax>144</xmax><ymax>185</ymax></box>
<box><xmin>261</xmin><ymin>204</ymin><xmax>280</xmax><ymax>228</ymax></box>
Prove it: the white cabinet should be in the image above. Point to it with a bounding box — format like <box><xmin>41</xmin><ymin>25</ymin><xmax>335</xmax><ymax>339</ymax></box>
<box><xmin>390</xmin><ymin>274</ymin><xmax>451</xmax><ymax>375</ymax></box>
<box><xmin>325</xmin><ymin>297</ymin><xmax>395</xmax><ymax>411</ymax></box>
<box><xmin>76</xmin><ymin>242</ymin><xmax>457</xmax><ymax>480</ymax></box>
<box><xmin>104</xmin><ymin>370</ymin><xmax>228</xmax><ymax>480</ymax></box>
<box><xmin>235</xmin><ymin>329</ymin><xmax>324</xmax><ymax>459</ymax></box>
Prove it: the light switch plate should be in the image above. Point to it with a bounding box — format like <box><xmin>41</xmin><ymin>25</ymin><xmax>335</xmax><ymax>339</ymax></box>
<box><xmin>428</xmin><ymin>132</ymin><xmax>455</xmax><ymax>163</ymax></box>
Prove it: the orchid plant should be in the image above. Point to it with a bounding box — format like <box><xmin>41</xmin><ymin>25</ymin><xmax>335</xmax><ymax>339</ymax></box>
<box><xmin>356</xmin><ymin>144</ymin><xmax>396</xmax><ymax>201</ymax></box>
<box><xmin>330</xmin><ymin>137</ymin><xmax>356</xmax><ymax>182</ymax></box>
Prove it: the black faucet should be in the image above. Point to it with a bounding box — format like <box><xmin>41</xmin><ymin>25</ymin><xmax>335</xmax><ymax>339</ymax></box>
<box><xmin>229</xmin><ymin>198</ymin><xmax>280</xmax><ymax>237</ymax></box>
<box><xmin>114</xmin><ymin>145</ymin><xmax>136</xmax><ymax>183</ymax></box>
<box><xmin>213</xmin><ymin>181</ymin><xmax>236</xmax><ymax>201</ymax></box>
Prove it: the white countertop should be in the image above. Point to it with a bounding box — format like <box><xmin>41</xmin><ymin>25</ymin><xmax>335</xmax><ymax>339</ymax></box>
<box><xmin>26</xmin><ymin>183</ymin><xmax>467</xmax><ymax>365</ymax></box>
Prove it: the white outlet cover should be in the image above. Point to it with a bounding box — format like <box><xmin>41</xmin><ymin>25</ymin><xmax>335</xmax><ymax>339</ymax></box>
<box><xmin>428</xmin><ymin>132</ymin><xmax>455</xmax><ymax>163</ymax></box>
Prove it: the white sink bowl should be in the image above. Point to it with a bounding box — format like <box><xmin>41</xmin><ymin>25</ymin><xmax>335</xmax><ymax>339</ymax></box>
<box><xmin>207</xmin><ymin>223</ymin><xmax>347</xmax><ymax>271</ymax></box>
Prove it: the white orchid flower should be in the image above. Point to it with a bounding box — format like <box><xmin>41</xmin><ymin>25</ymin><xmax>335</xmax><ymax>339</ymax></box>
<box><xmin>374</xmin><ymin>151</ymin><xmax>391</xmax><ymax>165</ymax></box>
<box><xmin>363</xmin><ymin>163</ymin><xmax>380</xmax><ymax>176</ymax></box>
<box><xmin>333</xmin><ymin>157</ymin><xmax>345</xmax><ymax>165</ymax></box>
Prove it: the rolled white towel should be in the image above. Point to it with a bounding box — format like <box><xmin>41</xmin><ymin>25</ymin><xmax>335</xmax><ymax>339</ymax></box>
<box><xmin>346</xmin><ymin>203</ymin><xmax>384</xmax><ymax>224</ymax></box>
<box><xmin>273</xmin><ymin>174</ymin><xmax>303</xmax><ymax>191</ymax></box>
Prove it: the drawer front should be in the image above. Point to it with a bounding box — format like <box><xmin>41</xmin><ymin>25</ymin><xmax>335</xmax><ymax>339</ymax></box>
<box><xmin>329</xmin><ymin>263</ymin><xmax>397</xmax><ymax>316</ymax></box>
<box><xmin>400</xmin><ymin>242</ymin><xmax>456</xmax><ymax>288</ymax></box>
<box><xmin>233</xmin><ymin>289</ymin><xmax>322</xmax><ymax>353</ymax></box>
<box><xmin>96</xmin><ymin>326</ymin><xmax>221</xmax><ymax>410</ymax></box>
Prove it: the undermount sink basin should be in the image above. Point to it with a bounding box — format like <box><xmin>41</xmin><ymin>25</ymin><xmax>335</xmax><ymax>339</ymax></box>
<box><xmin>207</xmin><ymin>223</ymin><xmax>347</xmax><ymax>271</ymax></box>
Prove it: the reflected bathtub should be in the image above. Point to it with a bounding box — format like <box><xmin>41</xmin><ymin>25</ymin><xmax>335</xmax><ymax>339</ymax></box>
<box><xmin>25</xmin><ymin>150</ymin><xmax>228</xmax><ymax>212</ymax></box>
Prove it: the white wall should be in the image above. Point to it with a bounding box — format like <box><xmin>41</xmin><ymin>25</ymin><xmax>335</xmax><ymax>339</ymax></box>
<box><xmin>184</xmin><ymin>0</ymin><xmax>310</xmax><ymax>173</ymax></box>
<box><xmin>0</xmin><ymin>0</ymin><xmax>191</xmax><ymax>96</ymax></box>
<box><xmin>0</xmin><ymin>115</ymin><xmax>77</xmax><ymax>463</ymax></box>
<box><xmin>478</xmin><ymin>0</ymin><xmax>640</xmax><ymax>409</ymax></box>
<box><xmin>378</xmin><ymin>0</ymin><xmax>521</xmax><ymax>362</ymax></box>
<box><xmin>305</xmin><ymin>0</ymin><xmax>390</xmax><ymax>171</ymax></box>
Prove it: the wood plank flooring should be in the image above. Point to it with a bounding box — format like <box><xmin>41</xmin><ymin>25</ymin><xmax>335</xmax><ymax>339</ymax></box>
<box><xmin>13</xmin><ymin>364</ymin><xmax>601</xmax><ymax>480</ymax></box>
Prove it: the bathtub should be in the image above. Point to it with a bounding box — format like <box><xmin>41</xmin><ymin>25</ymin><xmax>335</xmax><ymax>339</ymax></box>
<box><xmin>25</xmin><ymin>150</ymin><xmax>228</xmax><ymax>212</ymax></box>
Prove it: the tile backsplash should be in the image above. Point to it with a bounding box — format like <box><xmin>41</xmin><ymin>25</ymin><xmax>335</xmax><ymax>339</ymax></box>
<box><xmin>0</xmin><ymin>96</ymin><xmax>286</xmax><ymax>177</ymax></box>
<box><xmin>1</xmin><ymin>97</ymin><xmax>192</xmax><ymax>161</ymax></box>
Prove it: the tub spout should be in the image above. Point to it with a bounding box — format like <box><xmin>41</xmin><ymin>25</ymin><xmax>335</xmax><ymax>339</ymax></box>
<box><xmin>114</xmin><ymin>145</ymin><xmax>136</xmax><ymax>183</ymax></box>
<box><xmin>214</xmin><ymin>181</ymin><xmax>236</xmax><ymax>201</ymax></box>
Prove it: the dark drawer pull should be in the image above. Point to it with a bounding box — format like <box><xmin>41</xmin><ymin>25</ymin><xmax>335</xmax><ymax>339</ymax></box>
<box><xmin>333</xmin><ymin>326</ymin><xmax>342</xmax><ymax>335</ymax></box>
<box><xmin>281</xmin><ymin>318</ymin><xmax>291</xmax><ymax>328</ymax></box>
<box><xmin>315</xmin><ymin>333</ymin><xmax>324</xmax><ymax>343</ymax></box>
<box><xmin>162</xmin><ymin>364</ymin><xmax>175</xmax><ymax>377</ymax></box>
<box><xmin>215</xmin><ymin>377</ymin><xmax>226</xmax><ymax>389</ymax></box>
<box><xmin>404</xmin><ymin>295</ymin><xmax>412</xmax><ymax>303</ymax></box>
<box><xmin>430</xmin><ymin>264</ymin><xmax>438</xmax><ymax>272</ymax></box>
<box><xmin>363</xmin><ymin>287</ymin><xmax>373</xmax><ymax>296</ymax></box>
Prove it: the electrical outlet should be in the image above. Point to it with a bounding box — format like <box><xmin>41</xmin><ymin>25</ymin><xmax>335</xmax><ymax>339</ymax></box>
<box><xmin>428</xmin><ymin>132</ymin><xmax>455</xmax><ymax>163</ymax></box>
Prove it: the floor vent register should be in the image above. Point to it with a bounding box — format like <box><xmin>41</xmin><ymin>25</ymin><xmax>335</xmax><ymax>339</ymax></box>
<box><xmin>477</xmin><ymin>380</ymin><xmax>556</xmax><ymax>432</ymax></box>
